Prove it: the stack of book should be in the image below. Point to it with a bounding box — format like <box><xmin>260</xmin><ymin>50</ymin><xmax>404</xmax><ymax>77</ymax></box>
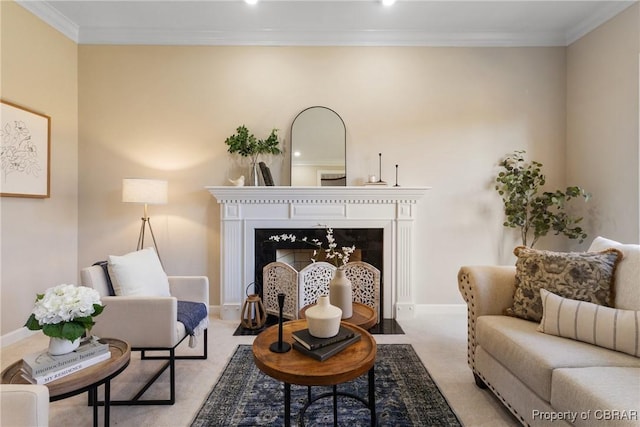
<box><xmin>292</xmin><ymin>326</ymin><xmax>361</xmax><ymax>361</ymax></box>
<box><xmin>21</xmin><ymin>337</ymin><xmax>111</xmax><ymax>384</ymax></box>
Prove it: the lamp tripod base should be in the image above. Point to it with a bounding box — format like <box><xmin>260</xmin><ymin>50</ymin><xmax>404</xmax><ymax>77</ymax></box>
<box><xmin>137</xmin><ymin>215</ymin><xmax>163</xmax><ymax>267</ymax></box>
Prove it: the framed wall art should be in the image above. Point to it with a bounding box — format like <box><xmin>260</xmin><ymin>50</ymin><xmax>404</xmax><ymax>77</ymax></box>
<box><xmin>1</xmin><ymin>100</ymin><xmax>51</xmax><ymax>198</ymax></box>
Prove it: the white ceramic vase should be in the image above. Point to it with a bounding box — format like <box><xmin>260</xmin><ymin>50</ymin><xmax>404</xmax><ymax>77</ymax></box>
<box><xmin>329</xmin><ymin>267</ymin><xmax>353</xmax><ymax>319</ymax></box>
<box><xmin>48</xmin><ymin>337</ymin><xmax>80</xmax><ymax>356</ymax></box>
<box><xmin>305</xmin><ymin>295</ymin><xmax>342</xmax><ymax>338</ymax></box>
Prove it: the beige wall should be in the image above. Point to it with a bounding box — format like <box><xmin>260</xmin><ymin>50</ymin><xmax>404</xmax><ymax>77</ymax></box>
<box><xmin>3</xmin><ymin>3</ymin><xmax>638</xmax><ymax>339</ymax></box>
<box><xmin>0</xmin><ymin>2</ymin><xmax>78</xmax><ymax>336</ymax></box>
<box><xmin>567</xmin><ymin>3</ymin><xmax>640</xmax><ymax>247</ymax></box>
<box><xmin>77</xmin><ymin>45</ymin><xmax>567</xmax><ymax>307</ymax></box>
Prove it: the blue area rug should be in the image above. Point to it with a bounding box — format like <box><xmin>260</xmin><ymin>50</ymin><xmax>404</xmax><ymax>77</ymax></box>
<box><xmin>191</xmin><ymin>344</ymin><xmax>461</xmax><ymax>426</ymax></box>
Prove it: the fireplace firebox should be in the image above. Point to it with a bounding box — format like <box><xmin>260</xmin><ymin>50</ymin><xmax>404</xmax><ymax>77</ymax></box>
<box><xmin>255</xmin><ymin>227</ymin><xmax>384</xmax><ymax>319</ymax></box>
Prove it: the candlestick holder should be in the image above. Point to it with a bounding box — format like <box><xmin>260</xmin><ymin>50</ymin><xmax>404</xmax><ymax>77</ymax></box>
<box><xmin>269</xmin><ymin>293</ymin><xmax>291</xmax><ymax>353</ymax></box>
<box><xmin>377</xmin><ymin>153</ymin><xmax>387</xmax><ymax>184</ymax></box>
<box><xmin>394</xmin><ymin>164</ymin><xmax>400</xmax><ymax>187</ymax></box>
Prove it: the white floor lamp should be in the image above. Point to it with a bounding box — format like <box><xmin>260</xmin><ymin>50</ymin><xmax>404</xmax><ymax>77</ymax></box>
<box><xmin>122</xmin><ymin>178</ymin><xmax>168</xmax><ymax>264</ymax></box>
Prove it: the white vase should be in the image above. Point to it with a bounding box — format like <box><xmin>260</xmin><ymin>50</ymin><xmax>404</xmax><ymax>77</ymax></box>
<box><xmin>48</xmin><ymin>337</ymin><xmax>81</xmax><ymax>356</ymax></box>
<box><xmin>329</xmin><ymin>267</ymin><xmax>353</xmax><ymax>319</ymax></box>
<box><xmin>305</xmin><ymin>295</ymin><xmax>342</xmax><ymax>338</ymax></box>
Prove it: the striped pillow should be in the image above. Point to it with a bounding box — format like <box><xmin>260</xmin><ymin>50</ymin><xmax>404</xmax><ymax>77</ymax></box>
<box><xmin>538</xmin><ymin>289</ymin><xmax>639</xmax><ymax>357</ymax></box>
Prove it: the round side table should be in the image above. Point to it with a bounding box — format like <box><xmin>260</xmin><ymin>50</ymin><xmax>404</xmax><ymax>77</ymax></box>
<box><xmin>1</xmin><ymin>338</ymin><xmax>131</xmax><ymax>427</ymax></box>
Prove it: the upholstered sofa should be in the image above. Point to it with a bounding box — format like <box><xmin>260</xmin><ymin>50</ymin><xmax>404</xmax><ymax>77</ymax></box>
<box><xmin>458</xmin><ymin>237</ymin><xmax>640</xmax><ymax>427</ymax></box>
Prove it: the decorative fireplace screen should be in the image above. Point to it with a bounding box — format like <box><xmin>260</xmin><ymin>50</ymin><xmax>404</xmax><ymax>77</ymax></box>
<box><xmin>262</xmin><ymin>260</ymin><xmax>380</xmax><ymax>322</ymax></box>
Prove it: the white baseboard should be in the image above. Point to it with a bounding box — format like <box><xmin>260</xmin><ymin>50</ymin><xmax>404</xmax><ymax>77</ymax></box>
<box><xmin>1</xmin><ymin>327</ymin><xmax>39</xmax><ymax>348</ymax></box>
<box><xmin>208</xmin><ymin>305</ymin><xmax>220</xmax><ymax>316</ymax></box>
<box><xmin>414</xmin><ymin>304</ymin><xmax>467</xmax><ymax>315</ymax></box>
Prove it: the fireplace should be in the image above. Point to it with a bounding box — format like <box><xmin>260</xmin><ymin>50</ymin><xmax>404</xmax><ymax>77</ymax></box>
<box><xmin>255</xmin><ymin>227</ymin><xmax>384</xmax><ymax>319</ymax></box>
<box><xmin>207</xmin><ymin>186</ymin><xmax>429</xmax><ymax>321</ymax></box>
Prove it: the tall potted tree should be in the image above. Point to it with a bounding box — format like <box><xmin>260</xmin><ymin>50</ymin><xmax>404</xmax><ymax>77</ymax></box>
<box><xmin>495</xmin><ymin>150</ymin><xmax>590</xmax><ymax>247</ymax></box>
<box><xmin>225</xmin><ymin>125</ymin><xmax>281</xmax><ymax>186</ymax></box>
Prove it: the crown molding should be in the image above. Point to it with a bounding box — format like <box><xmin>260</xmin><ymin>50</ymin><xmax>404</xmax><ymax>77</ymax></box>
<box><xmin>17</xmin><ymin>1</ymin><xmax>637</xmax><ymax>48</ymax></box>
<box><xmin>16</xmin><ymin>0</ymin><xmax>79</xmax><ymax>43</ymax></box>
<box><xmin>77</xmin><ymin>28</ymin><xmax>568</xmax><ymax>47</ymax></box>
<box><xmin>565</xmin><ymin>1</ymin><xmax>636</xmax><ymax>45</ymax></box>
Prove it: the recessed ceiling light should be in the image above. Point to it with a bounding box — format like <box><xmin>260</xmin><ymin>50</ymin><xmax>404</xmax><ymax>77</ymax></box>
<box><xmin>382</xmin><ymin>0</ymin><xmax>396</xmax><ymax>6</ymax></box>
<box><xmin>245</xmin><ymin>0</ymin><xmax>258</xmax><ymax>5</ymax></box>
<box><xmin>294</xmin><ymin>151</ymin><xmax>301</xmax><ymax>157</ymax></box>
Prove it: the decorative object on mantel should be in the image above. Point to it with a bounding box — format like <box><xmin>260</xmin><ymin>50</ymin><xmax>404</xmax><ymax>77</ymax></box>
<box><xmin>377</xmin><ymin>152</ymin><xmax>387</xmax><ymax>184</ymax></box>
<box><xmin>258</xmin><ymin>161</ymin><xmax>274</xmax><ymax>186</ymax></box>
<box><xmin>364</xmin><ymin>153</ymin><xmax>389</xmax><ymax>186</ymax></box>
<box><xmin>495</xmin><ymin>150</ymin><xmax>590</xmax><ymax>247</ymax></box>
<box><xmin>269</xmin><ymin>227</ymin><xmax>356</xmax><ymax>319</ymax></box>
<box><xmin>394</xmin><ymin>164</ymin><xmax>400</xmax><ymax>187</ymax></box>
<box><xmin>228</xmin><ymin>175</ymin><xmax>245</xmax><ymax>186</ymax></box>
<box><xmin>24</xmin><ymin>284</ymin><xmax>104</xmax><ymax>355</ymax></box>
<box><xmin>224</xmin><ymin>125</ymin><xmax>281</xmax><ymax>186</ymax></box>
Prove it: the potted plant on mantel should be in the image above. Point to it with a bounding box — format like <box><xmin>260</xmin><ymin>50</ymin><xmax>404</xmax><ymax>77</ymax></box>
<box><xmin>225</xmin><ymin>125</ymin><xmax>281</xmax><ymax>186</ymax></box>
<box><xmin>495</xmin><ymin>150</ymin><xmax>590</xmax><ymax>248</ymax></box>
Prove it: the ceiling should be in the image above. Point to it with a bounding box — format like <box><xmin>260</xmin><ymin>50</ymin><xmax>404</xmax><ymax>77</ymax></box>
<box><xmin>17</xmin><ymin>0</ymin><xmax>637</xmax><ymax>47</ymax></box>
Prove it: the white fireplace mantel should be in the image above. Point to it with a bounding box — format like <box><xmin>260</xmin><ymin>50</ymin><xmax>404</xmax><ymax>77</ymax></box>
<box><xmin>207</xmin><ymin>186</ymin><xmax>430</xmax><ymax>321</ymax></box>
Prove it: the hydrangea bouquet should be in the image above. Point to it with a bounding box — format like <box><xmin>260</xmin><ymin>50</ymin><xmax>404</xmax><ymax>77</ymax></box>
<box><xmin>25</xmin><ymin>284</ymin><xmax>104</xmax><ymax>342</ymax></box>
<box><xmin>269</xmin><ymin>227</ymin><xmax>356</xmax><ymax>267</ymax></box>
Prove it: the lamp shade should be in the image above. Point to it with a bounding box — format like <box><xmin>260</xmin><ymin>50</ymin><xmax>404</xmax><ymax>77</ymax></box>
<box><xmin>122</xmin><ymin>178</ymin><xmax>168</xmax><ymax>204</ymax></box>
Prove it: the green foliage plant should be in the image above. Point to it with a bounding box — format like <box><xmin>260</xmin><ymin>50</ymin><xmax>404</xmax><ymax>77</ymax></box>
<box><xmin>495</xmin><ymin>150</ymin><xmax>590</xmax><ymax>247</ymax></box>
<box><xmin>224</xmin><ymin>125</ymin><xmax>282</xmax><ymax>165</ymax></box>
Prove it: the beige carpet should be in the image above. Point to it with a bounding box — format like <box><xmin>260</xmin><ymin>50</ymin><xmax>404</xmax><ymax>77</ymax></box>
<box><xmin>1</xmin><ymin>311</ymin><xmax>519</xmax><ymax>427</ymax></box>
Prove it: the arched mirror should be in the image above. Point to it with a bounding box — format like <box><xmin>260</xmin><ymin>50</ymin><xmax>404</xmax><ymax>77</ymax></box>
<box><xmin>290</xmin><ymin>106</ymin><xmax>346</xmax><ymax>186</ymax></box>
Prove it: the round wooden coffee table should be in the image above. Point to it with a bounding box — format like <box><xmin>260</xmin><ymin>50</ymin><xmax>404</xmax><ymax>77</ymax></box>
<box><xmin>299</xmin><ymin>301</ymin><xmax>377</xmax><ymax>330</ymax></box>
<box><xmin>1</xmin><ymin>338</ymin><xmax>130</xmax><ymax>427</ymax></box>
<box><xmin>253</xmin><ymin>319</ymin><xmax>376</xmax><ymax>427</ymax></box>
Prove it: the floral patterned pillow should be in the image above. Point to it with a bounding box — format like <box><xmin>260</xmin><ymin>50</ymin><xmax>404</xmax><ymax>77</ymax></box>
<box><xmin>505</xmin><ymin>246</ymin><xmax>622</xmax><ymax>322</ymax></box>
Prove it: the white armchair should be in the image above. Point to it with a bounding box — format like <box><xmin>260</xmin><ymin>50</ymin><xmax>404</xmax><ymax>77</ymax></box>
<box><xmin>80</xmin><ymin>249</ymin><xmax>209</xmax><ymax>405</ymax></box>
<box><xmin>0</xmin><ymin>384</ymin><xmax>49</xmax><ymax>427</ymax></box>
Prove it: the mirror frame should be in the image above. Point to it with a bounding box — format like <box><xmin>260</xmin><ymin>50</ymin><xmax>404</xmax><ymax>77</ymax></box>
<box><xmin>290</xmin><ymin>106</ymin><xmax>346</xmax><ymax>187</ymax></box>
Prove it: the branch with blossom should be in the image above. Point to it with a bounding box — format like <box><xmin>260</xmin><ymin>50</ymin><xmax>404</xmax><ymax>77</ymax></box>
<box><xmin>269</xmin><ymin>227</ymin><xmax>356</xmax><ymax>267</ymax></box>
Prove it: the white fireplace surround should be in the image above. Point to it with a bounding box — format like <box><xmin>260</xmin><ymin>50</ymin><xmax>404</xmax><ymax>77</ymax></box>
<box><xmin>207</xmin><ymin>186</ymin><xmax>429</xmax><ymax>321</ymax></box>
